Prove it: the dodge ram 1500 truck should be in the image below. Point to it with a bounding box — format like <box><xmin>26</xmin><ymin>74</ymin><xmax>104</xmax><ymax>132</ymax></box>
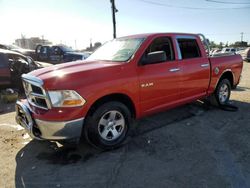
<box><xmin>15</xmin><ymin>33</ymin><xmax>243</xmax><ymax>149</ymax></box>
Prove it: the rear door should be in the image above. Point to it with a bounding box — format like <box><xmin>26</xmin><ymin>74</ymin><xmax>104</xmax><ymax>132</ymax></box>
<box><xmin>138</xmin><ymin>36</ymin><xmax>181</xmax><ymax>115</ymax></box>
<box><xmin>176</xmin><ymin>36</ymin><xmax>210</xmax><ymax>100</ymax></box>
<box><xmin>50</xmin><ymin>46</ymin><xmax>63</xmax><ymax>63</ymax></box>
<box><xmin>0</xmin><ymin>53</ymin><xmax>11</xmax><ymax>86</ymax></box>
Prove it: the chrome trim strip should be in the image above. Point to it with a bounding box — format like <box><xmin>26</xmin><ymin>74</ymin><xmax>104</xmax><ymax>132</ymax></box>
<box><xmin>45</xmin><ymin>91</ymin><xmax>52</xmax><ymax>109</ymax></box>
<box><xmin>175</xmin><ymin>35</ymin><xmax>197</xmax><ymax>40</ymax></box>
<box><xmin>22</xmin><ymin>74</ymin><xmax>43</xmax><ymax>85</ymax></box>
<box><xmin>175</xmin><ymin>35</ymin><xmax>201</xmax><ymax>60</ymax></box>
<box><xmin>27</xmin><ymin>98</ymin><xmax>48</xmax><ymax>110</ymax></box>
<box><xmin>201</xmin><ymin>63</ymin><xmax>209</xmax><ymax>67</ymax></box>
<box><xmin>169</xmin><ymin>68</ymin><xmax>180</xmax><ymax>72</ymax></box>
<box><xmin>197</xmin><ymin>33</ymin><xmax>210</xmax><ymax>55</ymax></box>
<box><xmin>22</xmin><ymin>74</ymin><xmax>51</xmax><ymax>110</ymax></box>
<box><xmin>174</xmin><ymin>38</ymin><xmax>182</xmax><ymax>60</ymax></box>
<box><xmin>30</xmin><ymin>92</ymin><xmax>46</xmax><ymax>99</ymax></box>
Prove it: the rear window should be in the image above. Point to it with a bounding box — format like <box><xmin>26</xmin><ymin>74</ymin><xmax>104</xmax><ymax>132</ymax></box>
<box><xmin>177</xmin><ymin>38</ymin><xmax>201</xmax><ymax>59</ymax></box>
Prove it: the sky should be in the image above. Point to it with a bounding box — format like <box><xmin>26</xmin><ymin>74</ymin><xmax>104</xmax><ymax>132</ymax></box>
<box><xmin>0</xmin><ymin>0</ymin><xmax>249</xmax><ymax>49</ymax></box>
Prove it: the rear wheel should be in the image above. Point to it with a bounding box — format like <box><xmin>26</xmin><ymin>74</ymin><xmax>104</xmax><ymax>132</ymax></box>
<box><xmin>84</xmin><ymin>101</ymin><xmax>132</xmax><ymax>150</ymax></box>
<box><xmin>211</xmin><ymin>79</ymin><xmax>231</xmax><ymax>106</ymax></box>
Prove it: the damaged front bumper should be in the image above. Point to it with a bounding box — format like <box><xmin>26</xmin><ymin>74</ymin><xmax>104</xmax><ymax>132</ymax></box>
<box><xmin>15</xmin><ymin>100</ymin><xmax>84</xmax><ymax>141</ymax></box>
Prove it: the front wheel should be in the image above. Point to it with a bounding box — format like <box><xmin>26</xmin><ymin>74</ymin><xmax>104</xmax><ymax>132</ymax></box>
<box><xmin>84</xmin><ymin>102</ymin><xmax>132</xmax><ymax>150</ymax></box>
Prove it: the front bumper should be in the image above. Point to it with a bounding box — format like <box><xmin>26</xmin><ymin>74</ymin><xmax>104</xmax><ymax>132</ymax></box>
<box><xmin>15</xmin><ymin>100</ymin><xmax>84</xmax><ymax>140</ymax></box>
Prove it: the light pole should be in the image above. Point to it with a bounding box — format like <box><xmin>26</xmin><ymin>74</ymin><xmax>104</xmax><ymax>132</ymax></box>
<box><xmin>240</xmin><ymin>32</ymin><xmax>244</xmax><ymax>42</ymax></box>
<box><xmin>110</xmin><ymin>0</ymin><xmax>118</xmax><ymax>39</ymax></box>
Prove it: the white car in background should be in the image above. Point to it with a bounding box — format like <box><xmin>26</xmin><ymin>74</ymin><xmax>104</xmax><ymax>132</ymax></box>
<box><xmin>221</xmin><ymin>47</ymin><xmax>236</xmax><ymax>53</ymax></box>
<box><xmin>210</xmin><ymin>48</ymin><xmax>221</xmax><ymax>56</ymax></box>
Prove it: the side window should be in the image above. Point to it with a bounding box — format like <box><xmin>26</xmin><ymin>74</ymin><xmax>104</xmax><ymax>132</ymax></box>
<box><xmin>52</xmin><ymin>47</ymin><xmax>62</xmax><ymax>55</ymax></box>
<box><xmin>177</xmin><ymin>38</ymin><xmax>201</xmax><ymax>59</ymax></box>
<box><xmin>13</xmin><ymin>55</ymin><xmax>29</xmax><ymax>65</ymax></box>
<box><xmin>41</xmin><ymin>46</ymin><xmax>48</xmax><ymax>54</ymax></box>
<box><xmin>141</xmin><ymin>37</ymin><xmax>175</xmax><ymax>65</ymax></box>
<box><xmin>0</xmin><ymin>54</ymin><xmax>8</xmax><ymax>68</ymax></box>
<box><xmin>7</xmin><ymin>54</ymin><xmax>14</xmax><ymax>65</ymax></box>
<box><xmin>9</xmin><ymin>54</ymin><xmax>30</xmax><ymax>74</ymax></box>
<box><xmin>36</xmin><ymin>45</ymin><xmax>42</xmax><ymax>53</ymax></box>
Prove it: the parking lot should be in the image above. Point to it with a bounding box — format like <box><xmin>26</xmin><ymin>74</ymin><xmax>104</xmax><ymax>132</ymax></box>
<box><xmin>0</xmin><ymin>62</ymin><xmax>249</xmax><ymax>188</ymax></box>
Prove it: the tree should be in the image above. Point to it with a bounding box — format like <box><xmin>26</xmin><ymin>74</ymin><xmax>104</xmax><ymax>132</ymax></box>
<box><xmin>219</xmin><ymin>42</ymin><xmax>224</xmax><ymax>49</ymax></box>
<box><xmin>94</xmin><ymin>42</ymin><xmax>102</xmax><ymax>49</ymax></box>
<box><xmin>209</xmin><ymin>41</ymin><xmax>217</xmax><ymax>48</ymax></box>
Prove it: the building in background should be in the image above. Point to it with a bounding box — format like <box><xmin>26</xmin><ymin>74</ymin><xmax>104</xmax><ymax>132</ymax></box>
<box><xmin>85</xmin><ymin>41</ymin><xmax>102</xmax><ymax>52</ymax></box>
<box><xmin>15</xmin><ymin>37</ymin><xmax>52</xmax><ymax>50</ymax></box>
<box><xmin>233</xmin><ymin>41</ymin><xmax>248</xmax><ymax>48</ymax></box>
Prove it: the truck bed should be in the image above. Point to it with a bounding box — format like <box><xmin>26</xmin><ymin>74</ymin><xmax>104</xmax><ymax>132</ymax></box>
<box><xmin>208</xmin><ymin>54</ymin><xmax>243</xmax><ymax>93</ymax></box>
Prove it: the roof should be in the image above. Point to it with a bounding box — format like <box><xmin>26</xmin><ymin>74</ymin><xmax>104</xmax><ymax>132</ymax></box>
<box><xmin>0</xmin><ymin>48</ymin><xmax>26</xmax><ymax>57</ymax></box>
<box><xmin>118</xmin><ymin>32</ymin><xmax>199</xmax><ymax>39</ymax></box>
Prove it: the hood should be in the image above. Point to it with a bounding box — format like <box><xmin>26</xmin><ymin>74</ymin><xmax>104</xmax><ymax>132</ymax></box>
<box><xmin>30</xmin><ymin>60</ymin><xmax>122</xmax><ymax>84</ymax></box>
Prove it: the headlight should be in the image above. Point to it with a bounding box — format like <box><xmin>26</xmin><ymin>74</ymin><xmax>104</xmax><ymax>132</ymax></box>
<box><xmin>48</xmin><ymin>90</ymin><xmax>86</xmax><ymax>107</ymax></box>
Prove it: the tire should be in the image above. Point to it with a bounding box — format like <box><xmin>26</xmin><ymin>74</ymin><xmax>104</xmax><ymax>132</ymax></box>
<box><xmin>84</xmin><ymin>101</ymin><xmax>132</xmax><ymax>150</ymax></box>
<box><xmin>211</xmin><ymin>79</ymin><xmax>231</xmax><ymax>106</ymax></box>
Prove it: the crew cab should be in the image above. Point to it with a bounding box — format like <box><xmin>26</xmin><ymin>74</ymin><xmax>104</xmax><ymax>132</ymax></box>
<box><xmin>15</xmin><ymin>33</ymin><xmax>243</xmax><ymax>149</ymax></box>
<box><xmin>35</xmin><ymin>45</ymin><xmax>89</xmax><ymax>63</ymax></box>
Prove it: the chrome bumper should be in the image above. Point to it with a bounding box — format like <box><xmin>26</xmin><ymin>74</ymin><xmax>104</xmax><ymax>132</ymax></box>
<box><xmin>15</xmin><ymin>101</ymin><xmax>84</xmax><ymax>140</ymax></box>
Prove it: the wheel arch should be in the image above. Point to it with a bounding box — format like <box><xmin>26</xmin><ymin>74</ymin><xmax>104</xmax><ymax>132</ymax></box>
<box><xmin>86</xmin><ymin>93</ymin><xmax>137</xmax><ymax>119</ymax></box>
<box><xmin>215</xmin><ymin>70</ymin><xmax>234</xmax><ymax>89</ymax></box>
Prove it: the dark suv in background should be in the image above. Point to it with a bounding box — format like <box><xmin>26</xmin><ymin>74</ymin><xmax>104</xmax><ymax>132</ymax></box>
<box><xmin>35</xmin><ymin>45</ymin><xmax>90</xmax><ymax>63</ymax></box>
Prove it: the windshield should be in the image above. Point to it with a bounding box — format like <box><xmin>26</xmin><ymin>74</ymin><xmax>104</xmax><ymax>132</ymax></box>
<box><xmin>87</xmin><ymin>37</ymin><xmax>145</xmax><ymax>62</ymax></box>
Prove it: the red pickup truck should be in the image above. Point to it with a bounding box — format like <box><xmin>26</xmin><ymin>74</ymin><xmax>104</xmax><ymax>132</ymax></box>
<box><xmin>15</xmin><ymin>33</ymin><xmax>243</xmax><ymax>149</ymax></box>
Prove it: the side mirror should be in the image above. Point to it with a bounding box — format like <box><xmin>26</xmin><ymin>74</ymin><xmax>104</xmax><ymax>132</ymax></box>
<box><xmin>143</xmin><ymin>51</ymin><xmax>167</xmax><ymax>65</ymax></box>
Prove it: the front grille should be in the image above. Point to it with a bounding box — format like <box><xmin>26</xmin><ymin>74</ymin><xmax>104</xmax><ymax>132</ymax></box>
<box><xmin>22</xmin><ymin>77</ymin><xmax>50</xmax><ymax>110</ymax></box>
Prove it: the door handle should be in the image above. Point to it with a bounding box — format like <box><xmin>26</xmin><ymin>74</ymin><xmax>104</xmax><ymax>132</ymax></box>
<box><xmin>201</xmin><ymin>63</ymin><xmax>209</xmax><ymax>67</ymax></box>
<box><xmin>169</xmin><ymin>68</ymin><xmax>180</xmax><ymax>72</ymax></box>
